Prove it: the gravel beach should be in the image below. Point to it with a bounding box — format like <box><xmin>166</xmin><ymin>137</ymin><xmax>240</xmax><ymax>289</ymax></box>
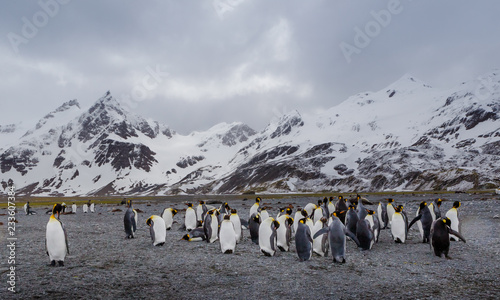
<box><xmin>1</xmin><ymin>193</ymin><xmax>499</xmax><ymax>299</ymax></box>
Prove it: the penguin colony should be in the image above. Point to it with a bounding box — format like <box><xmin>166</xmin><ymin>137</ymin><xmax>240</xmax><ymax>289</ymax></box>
<box><xmin>41</xmin><ymin>195</ymin><xmax>468</xmax><ymax>266</ymax></box>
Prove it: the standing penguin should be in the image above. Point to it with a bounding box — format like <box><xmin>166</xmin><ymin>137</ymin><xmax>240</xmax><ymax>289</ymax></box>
<box><xmin>386</xmin><ymin>198</ymin><xmax>396</xmax><ymax>227</ymax></box>
<box><xmin>89</xmin><ymin>201</ymin><xmax>95</xmax><ymax>213</ymax></box>
<box><xmin>185</xmin><ymin>203</ymin><xmax>197</xmax><ymax>231</ymax></box>
<box><xmin>83</xmin><ymin>202</ymin><xmax>88</xmax><ymax>213</ymax></box>
<box><xmin>430</xmin><ymin>217</ymin><xmax>466</xmax><ymax>258</ymax></box>
<box><xmin>249</xmin><ymin>197</ymin><xmax>261</xmax><ymax>218</ymax></box>
<box><xmin>303</xmin><ymin>202</ymin><xmax>317</xmax><ymax>217</ymax></box>
<box><xmin>260</xmin><ymin>207</ymin><xmax>270</xmax><ymax>221</ymax></box>
<box><xmin>46</xmin><ymin>204</ymin><xmax>69</xmax><ymax>266</ymax></box>
<box><xmin>434</xmin><ymin>198</ymin><xmax>443</xmax><ymax>219</ymax></box>
<box><xmin>295</xmin><ymin>219</ymin><xmax>313</xmax><ymax>261</ymax></box>
<box><xmin>219</xmin><ymin>215</ymin><xmax>237</xmax><ymax>254</ymax></box>
<box><xmin>391</xmin><ymin>205</ymin><xmax>407</xmax><ymax>243</ymax></box>
<box><xmin>377</xmin><ymin>201</ymin><xmax>388</xmax><ymax>229</ymax></box>
<box><xmin>146</xmin><ymin>215</ymin><xmax>166</xmax><ymax>246</ymax></box>
<box><xmin>313</xmin><ymin>212</ymin><xmax>360</xmax><ymax>263</ymax></box>
<box><xmin>327</xmin><ymin>197</ymin><xmax>335</xmax><ymax>217</ymax></box>
<box><xmin>203</xmin><ymin>209</ymin><xmax>219</xmax><ymax>243</ymax></box>
<box><xmin>229</xmin><ymin>209</ymin><xmax>242</xmax><ymax>243</ymax></box>
<box><xmin>249</xmin><ymin>213</ymin><xmax>261</xmax><ymax>244</ymax></box>
<box><xmin>276</xmin><ymin>215</ymin><xmax>293</xmax><ymax>252</ymax></box>
<box><xmin>124</xmin><ymin>200</ymin><xmax>136</xmax><ymax>239</ymax></box>
<box><xmin>408</xmin><ymin>202</ymin><xmax>433</xmax><ymax>243</ymax></box>
<box><xmin>365</xmin><ymin>210</ymin><xmax>380</xmax><ymax>243</ymax></box>
<box><xmin>356</xmin><ymin>219</ymin><xmax>374</xmax><ymax>250</ymax></box>
<box><xmin>197</xmin><ymin>200</ymin><xmax>207</xmax><ymax>224</ymax></box>
<box><xmin>259</xmin><ymin>217</ymin><xmax>280</xmax><ymax>256</ymax></box>
<box><xmin>335</xmin><ymin>196</ymin><xmax>348</xmax><ymax>224</ymax></box>
<box><xmin>312</xmin><ymin>217</ymin><xmax>329</xmax><ymax>257</ymax></box>
<box><xmin>345</xmin><ymin>205</ymin><xmax>359</xmax><ymax>236</ymax></box>
<box><xmin>445</xmin><ymin>201</ymin><xmax>461</xmax><ymax>241</ymax></box>
<box><xmin>72</xmin><ymin>203</ymin><xmax>77</xmax><ymax>214</ymax></box>
<box><xmin>161</xmin><ymin>208</ymin><xmax>178</xmax><ymax>230</ymax></box>
<box><xmin>293</xmin><ymin>208</ymin><xmax>303</xmax><ymax>236</ymax></box>
<box><xmin>313</xmin><ymin>203</ymin><xmax>324</xmax><ymax>224</ymax></box>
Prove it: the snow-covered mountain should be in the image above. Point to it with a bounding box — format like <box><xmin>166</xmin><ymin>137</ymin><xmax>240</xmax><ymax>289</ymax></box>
<box><xmin>1</xmin><ymin>71</ymin><xmax>499</xmax><ymax>195</ymax></box>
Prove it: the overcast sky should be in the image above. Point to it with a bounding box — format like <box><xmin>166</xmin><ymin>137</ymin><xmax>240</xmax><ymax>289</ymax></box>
<box><xmin>1</xmin><ymin>0</ymin><xmax>499</xmax><ymax>134</ymax></box>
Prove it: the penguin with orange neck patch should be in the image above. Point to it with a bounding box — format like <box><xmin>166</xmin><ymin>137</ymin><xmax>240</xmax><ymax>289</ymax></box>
<box><xmin>46</xmin><ymin>204</ymin><xmax>69</xmax><ymax>266</ymax></box>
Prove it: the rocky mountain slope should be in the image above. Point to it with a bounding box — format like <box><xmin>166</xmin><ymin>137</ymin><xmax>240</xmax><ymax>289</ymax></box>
<box><xmin>1</xmin><ymin>72</ymin><xmax>499</xmax><ymax>195</ymax></box>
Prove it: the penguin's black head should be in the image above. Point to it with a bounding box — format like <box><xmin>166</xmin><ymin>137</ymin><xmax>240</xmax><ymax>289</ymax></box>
<box><xmin>323</xmin><ymin>197</ymin><xmax>328</xmax><ymax>204</ymax></box>
<box><xmin>52</xmin><ymin>203</ymin><xmax>63</xmax><ymax>217</ymax></box>
<box><xmin>208</xmin><ymin>210</ymin><xmax>214</xmax><ymax>215</ymax></box>
<box><xmin>397</xmin><ymin>205</ymin><xmax>404</xmax><ymax>211</ymax></box>
<box><xmin>252</xmin><ymin>214</ymin><xmax>260</xmax><ymax>222</ymax></box>
<box><xmin>394</xmin><ymin>206</ymin><xmax>402</xmax><ymax>213</ymax></box>
<box><xmin>419</xmin><ymin>201</ymin><xmax>427</xmax><ymax>210</ymax></box>
<box><xmin>357</xmin><ymin>194</ymin><xmax>361</xmax><ymax>200</ymax></box>
<box><xmin>453</xmin><ymin>201</ymin><xmax>460</xmax><ymax>208</ymax></box>
<box><xmin>223</xmin><ymin>215</ymin><xmax>231</xmax><ymax>221</ymax></box>
<box><xmin>388</xmin><ymin>198</ymin><xmax>394</xmax><ymax>203</ymax></box>
<box><xmin>348</xmin><ymin>205</ymin><xmax>356</xmax><ymax>210</ymax></box>
<box><xmin>320</xmin><ymin>217</ymin><xmax>328</xmax><ymax>224</ymax></box>
<box><xmin>338</xmin><ymin>195</ymin><xmax>343</xmax><ymax>200</ymax></box>
<box><xmin>172</xmin><ymin>209</ymin><xmax>178</xmax><ymax>216</ymax></box>
<box><xmin>367</xmin><ymin>210</ymin><xmax>375</xmax><ymax>215</ymax></box>
<box><xmin>442</xmin><ymin>217</ymin><xmax>452</xmax><ymax>227</ymax></box>
<box><xmin>231</xmin><ymin>209</ymin><xmax>237</xmax><ymax>214</ymax></box>
<box><xmin>146</xmin><ymin>216</ymin><xmax>153</xmax><ymax>226</ymax></box>
<box><xmin>199</xmin><ymin>200</ymin><xmax>205</xmax><ymax>205</ymax></box>
<box><xmin>436</xmin><ymin>198</ymin><xmax>442</xmax><ymax>206</ymax></box>
<box><xmin>127</xmin><ymin>200</ymin><xmax>132</xmax><ymax>207</ymax></box>
<box><xmin>285</xmin><ymin>207</ymin><xmax>292</xmax><ymax>215</ymax></box>
<box><xmin>256</xmin><ymin>197</ymin><xmax>261</xmax><ymax>203</ymax></box>
<box><xmin>186</xmin><ymin>203</ymin><xmax>193</xmax><ymax>208</ymax></box>
<box><xmin>317</xmin><ymin>199</ymin><xmax>323</xmax><ymax>205</ymax></box>
<box><xmin>286</xmin><ymin>216</ymin><xmax>294</xmax><ymax>226</ymax></box>
<box><xmin>329</xmin><ymin>196</ymin><xmax>334</xmax><ymax>201</ymax></box>
<box><xmin>181</xmin><ymin>234</ymin><xmax>190</xmax><ymax>241</ymax></box>
<box><xmin>301</xmin><ymin>210</ymin><xmax>308</xmax><ymax>217</ymax></box>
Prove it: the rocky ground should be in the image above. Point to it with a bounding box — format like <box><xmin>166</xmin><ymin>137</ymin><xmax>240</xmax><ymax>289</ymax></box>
<box><xmin>1</xmin><ymin>193</ymin><xmax>499</xmax><ymax>299</ymax></box>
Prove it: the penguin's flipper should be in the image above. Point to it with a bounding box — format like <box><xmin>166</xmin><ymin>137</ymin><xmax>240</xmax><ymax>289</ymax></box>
<box><xmin>344</xmin><ymin>229</ymin><xmax>360</xmax><ymax>247</ymax></box>
<box><xmin>63</xmin><ymin>224</ymin><xmax>70</xmax><ymax>255</ymax></box>
<box><xmin>270</xmin><ymin>231</ymin><xmax>277</xmax><ymax>252</ymax></box>
<box><xmin>448</xmin><ymin>228</ymin><xmax>466</xmax><ymax>243</ymax></box>
<box><xmin>408</xmin><ymin>214</ymin><xmax>422</xmax><ymax>230</ymax></box>
<box><xmin>149</xmin><ymin>221</ymin><xmax>155</xmax><ymax>243</ymax></box>
<box><xmin>239</xmin><ymin>218</ymin><xmax>249</xmax><ymax>228</ymax></box>
<box><xmin>313</xmin><ymin>227</ymin><xmax>329</xmax><ymax>239</ymax></box>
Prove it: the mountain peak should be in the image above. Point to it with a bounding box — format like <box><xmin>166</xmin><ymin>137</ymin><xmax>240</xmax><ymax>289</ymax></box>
<box><xmin>388</xmin><ymin>73</ymin><xmax>432</xmax><ymax>91</ymax></box>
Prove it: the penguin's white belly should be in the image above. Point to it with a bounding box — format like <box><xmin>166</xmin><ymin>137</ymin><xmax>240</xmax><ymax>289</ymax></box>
<box><xmin>90</xmin><ymin>203</ymin><xmax>95</xmax><ymax>212</ymax></box>
<box><xmin>83</xmin><ymin>205</ymin><xmax>88</xmax><ymax>213</ymax></box>
<box><xmin>163</xmin><ymin>212</ymin><xmax>173</xmax><ymax>229</ymax></box>
<box><xmin>391</xmin><ymin>215</ymin><xmax>406</xmax><ymax>243</ymax></box>
<box><xmin>46</xmin><ymin>221</ymin><xmax>67</xmax><ymax>261</ymax></box>
<box><xmin>209</xmin><ymin>216</ymin><xmax>219</xmax><ymax>243</ymax></box>
<box><xmin>445</xmin><ymin>210</ymin><xmax>459</xmax><ymax>240</ymax></box>
<box><xmin>152</xmin><ymin>218</ymin><xmax>166</xmax><ymax>245</ymax></box>
<box><xmin>72</xmin><ymin>204</ymin><xmax>77</xmax><ymax>213</ymax></box>
<box><xmin>312</xmin><ymin>224</ymin><xmax>325</xmax><ymax>256</ymax></box>
<box><xmin>249</xmin><ymin>205</ymin><xmax>259</xmax><ymax>218</ymax></box>
<box><xmin>259</xmin><ymin>221</ymin><xmax>276</xmax><ymax>256</ymax></box>
<box><xmin>185</xmin><ymin>209</ymin><xmax>197</xmax><ymax>231</ymax></box>
<box><xmin>416</xmin><ymin>210</ymin><xmax>423</xmax><ymax>239</ymax></box>
<box><xmin>219</xmin><ymin>222</ymin><xmax>236</xmax><ymax>253</ymax></box>
<box><xmin>230</xmin><ymin>216</ymin><xmax>242</xmax><ymax>242</ymax></box>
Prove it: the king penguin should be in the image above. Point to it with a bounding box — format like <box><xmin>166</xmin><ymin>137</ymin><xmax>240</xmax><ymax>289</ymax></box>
<box><xmin>185</xmin><ymin>203</ymin><xmax>197</xmax><ymax>231</ymax></box>
<box><xmin>124</xmin><ymin>200</ymin><xmax>136</xmax><ymax>239</ymax></box>
<box><xmin>365</xmin><ymin>210</ymin><xmax>380</xmax><ymax>243</ymax></box>
<box><xmin>229</xmin><ymin>209</ymin><xmax>242</xmax><ymax>243</ymax></box>
<box><xmin>312</xmin><ymin>217</ymin><xmax>329</xmax><ymax>257</ymax></box>
<box><xmin>276</xmin><ymin>214</ymin><xmax>293</xmax><ymax>252</ymax></box>
<box><xmin>219</xmin><ymin>215</ymin><xmax>237</xmax><ymax>254</ymax></box>
<box><xmin>430</xmin><ymin>217</ymin><xmax>466</xmax><ymax>258</ymax></box>
<box><xmin>249</xmin><ymin>213</ymin><xmax>261</xmax><ymax>244</ymax></box>
<box><xmin>72</xmin><ymin>203</ymin><xmax>77</xmax><ymax>214</ymax></box>
<box><xmin>295</xmin><ymin>219</ymin><xmax>313</xmax><ymax>261</ymax></box>
<box><xmin>345</xmin><ymin>205</ymin><xmax>359</xmax><ymax>236</ymax></box>
<box><xmin>335</xmin><ymin>196</ymin><xmax>348</xmax><ymax>224</ymax></box>
<box><xmin>313</xmin><ymin>212</ymin><xmax>360</xmax><ymax>263</ymax></box>
<box><xmin>181</xmin><ymin>228</ymin><xmax>206</xmax><ymax>242</ymax></box>
<box><xmin>46</xmin><ymin>204</ymin><xmax>69</xmax><ymax>266</ymax></box>
<box><xmin>260</xmin><ymin>207</ymin><xmax>270</xmax><ymax>221</ymax></box>
<box><xmin>356</xmin><ymin>218</ymin><xmax>374</xmax><ymax>250</ymax></box>
<box><xmin>197</xmin><ymin>200</ymin><xmax>207</xmax><ymax>224</ymax></box>
<box><xmin>249</xmin><ymin>197</ymin><xmax>261</xmax><ymax>219</ymax></box>
<box><xmin>259</xmin><ymin>217</ymin><xmax>280</xmax><ymax>256</ymax></box>
<box><xmin>408</xmin><ymin>201</ymin><xmax>433</xmax><ymax>243</ymax></box>
<box><xmin>146</xmin><ymin>215</ymin><xmax>166</xmax><ymax>246</ymax></box>
<box><xmin>386</xmin><ymin>198</ymin><xmax>396</xmax><ymax>227</ymax></box>
<box><xmin>377</xmin><ymin>201</ymin><xmax>388</xmax><ymax>229</ymax></box>
<box><xmin>203</xmin><ymin>209</ymin><xmax>219</xmax><ymax>243</ymax></box>
<box><xmin>161</xmin><ymin>208</ymin><xmax>178</xmax><ymax>230</ymax></box>
<box><xmin>89</xmin><ymin>201</ymin><xmax>95</xmax><ymax>213</ymax></box>
<box><xmin>391</xmin><ymin>205</ymin><xmax>407</xmax><ymax>243</ymax></box>
<box><xmin>445</xmin><ymin>201</ymin><xmax>461</xmax><ymax>241</ymax></box>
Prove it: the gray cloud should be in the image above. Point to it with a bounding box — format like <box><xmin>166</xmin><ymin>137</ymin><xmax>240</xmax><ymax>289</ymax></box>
<box><xmin>1</xmin><ymin>0</ymin><xmax>499</xmax><ymax>134</ymax></box>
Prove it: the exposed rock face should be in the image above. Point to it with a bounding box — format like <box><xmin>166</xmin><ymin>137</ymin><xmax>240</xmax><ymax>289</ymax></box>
<box><xmin>1</xmin><ymin>72</ymin><xmax>500</xmax><ymax>196</ymax></box>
